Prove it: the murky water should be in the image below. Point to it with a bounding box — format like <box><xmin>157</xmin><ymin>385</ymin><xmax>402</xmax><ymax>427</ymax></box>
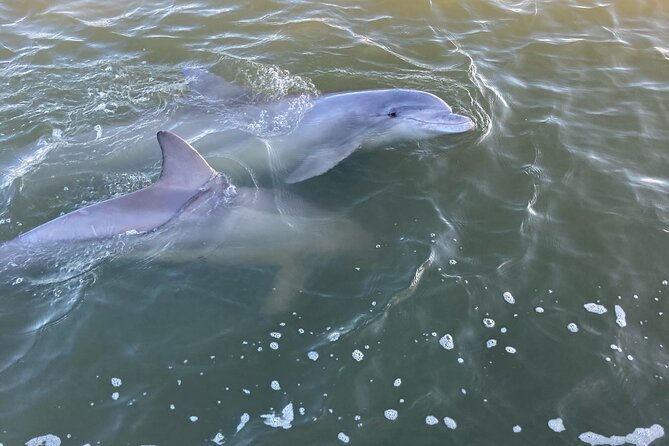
<box><xmin>1</xmin><ymin>1</ymin><xmax>668</xmax><ymax>445</ymax></box>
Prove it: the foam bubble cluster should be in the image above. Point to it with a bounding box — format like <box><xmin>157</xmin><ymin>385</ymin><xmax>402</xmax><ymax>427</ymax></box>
<box><xmin>584</xmin><ymin>303</ymin><xmax>607</xmax><ymax>314</ymax></box>
<box><xmin>384</xmin><ymin>409</ymin><xmax>398</xmax><ymax>420</ymax></box>
<box><xmin>503</xmin><ymin>291</ymin><xmax>515</xmax><ymax>304</ymax></box>
<box><xmin>548</xmin><ymin>418</ymin><xmax>565</xmax><ymax>432</ymax></box>
<box><xmin>439</xmin><ymin>334</ymin><xmax>454</xmax><ymax>350</ymax></box>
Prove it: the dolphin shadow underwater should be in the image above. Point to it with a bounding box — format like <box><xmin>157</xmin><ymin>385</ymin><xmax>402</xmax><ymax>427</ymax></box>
<box><xmin>181</xmin><ymin>68</ymin><xmax>476</xmax><ymax>184</ymax></box>
<box><xmin>0</xmin><ymin>131</ymin><xmax>369</xmax><ymax>313</ymax></box>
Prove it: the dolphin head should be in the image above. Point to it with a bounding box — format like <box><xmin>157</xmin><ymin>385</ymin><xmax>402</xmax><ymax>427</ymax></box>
<box><xmin>369</xmin><ymin>89</ymin><xmax>475</xmax><ymax>141</ymax></box>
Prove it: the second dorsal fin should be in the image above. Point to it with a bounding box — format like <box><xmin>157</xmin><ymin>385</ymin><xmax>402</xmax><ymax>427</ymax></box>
<box><xmin>183</xmin><ymin>67</ymin><xmax>254</xmax><ymax>103</ymax></box>
<box><xmin>156</xmin><ymin>131</ymin><xmax>216</xmax><ymax>189</ymax></box>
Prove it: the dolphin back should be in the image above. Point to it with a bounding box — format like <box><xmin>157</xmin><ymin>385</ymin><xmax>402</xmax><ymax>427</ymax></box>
<box><xmin>15</xmin><ymin>132</ymin><xmax>218</xmax><ymax>246</ymax></box>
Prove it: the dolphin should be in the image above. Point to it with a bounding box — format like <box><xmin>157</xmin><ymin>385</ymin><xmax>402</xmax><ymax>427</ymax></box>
<box><xmin>182</xmin><ymin>68</ymin><xmax>475</xmax><ymax>184</ymax></box>
<box><xmin>0</xmin><ymin>132</ymin><xmax>368</xmax><ymax>311</ymax></box>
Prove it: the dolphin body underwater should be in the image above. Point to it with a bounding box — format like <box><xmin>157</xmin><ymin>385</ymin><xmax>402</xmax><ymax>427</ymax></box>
<box><xmin>0</xmin><ymin>132</ymin><xmax>367</xmax><ymax>310</ymax></box>
<box><xmin>180</xmin><ymin>68</ymin><xmax>476</xmax><ymax>183</ymax></box>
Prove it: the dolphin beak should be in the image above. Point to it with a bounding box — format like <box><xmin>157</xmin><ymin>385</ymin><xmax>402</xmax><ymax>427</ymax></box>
<box><xmin>441</xmin><ymin>112</ymin><xmax>476</xmax><ymax>133</ymax></box>
<box><xmin>409</xmin><ymin>110</ymin><xmax>476</xmax><ymax>134</ymax></box>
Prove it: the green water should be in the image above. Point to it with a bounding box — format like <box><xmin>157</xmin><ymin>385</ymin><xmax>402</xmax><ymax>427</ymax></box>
<box><xmin>1</xmin><ymin>1</ymin><xmax>668</xmax><ymax>445</ymax></box>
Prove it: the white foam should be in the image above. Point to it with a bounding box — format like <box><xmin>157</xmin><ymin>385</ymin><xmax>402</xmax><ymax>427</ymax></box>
<box><xmin>578</xmin><ymin>424</ymin><xmax>664</xmax><ymax>446</ymax></box>
<box><xmin>337</xmin><ymin>432</ymin><xmax>350</xmax><ymax>443</ymax></box>
<box><xmin>384</xmin><ymin>409</ymin><xmax>398</xmax><ymax>420</ymax></box>
<box><xmin>236</xmin><ymin>413</ymin><xmax>250</xmax><ymax>433</ymax></box>
<box><xmin>584</xmin><ymin>303</ymin><xmax>607</xmax><ymax>314</ymax></box>
<box><xmin>111</xmin><ymin>392</ymin><xmax>119</xmax><ymax>401</ymax></box>
<box><xmin>25</xmin><ymin>435</ymin><xmax>61</xmax><ymax>446</ymax></box>
<box><xmin>535</xmin><ymin>307</ymin><xmax>545</xmax><ymax>313</ymax></box>
<box><xmin>615</xmin><ymin>305</ymin><xmax>627</xmax><ymax>327</ymax></box>
<box><xmin>269</xmin><ymin>342</ymin><xmax>279</xmax><ymax>350</ymax></box>
<box><xmin>426</xmin><ymin>415</ymin><xmax>439</xmax><ymax>425</ymax></box>
<box><xmin>261</xmin><ymin>402</ymin><xmax>294</xmax><ymax>429</ymax></box>
<box><xmin>443</xmin><ymin>417</ymin><xmax>457</xmax><ymax>429</ymax></box>
<box><xmin>270</xmin><ymin>332</ymin><xmax>282</xmax><ymax>339</ymax></box>
<box><xmin>189</xmin><ymin>416</ymin><xmax>198</xmax><ymax>422</ymax></box>
<box><xmin>111</xmin><ymin>377</ymin><xmax>122</xmax><ymax>387</ymax></box>
<box><xmin>505</xmin><ymin>346</ymin><xmax>517</xmax><ymax>354</ymax></box>
<box><xmin>513</xmin><ymin>425</ymin><xmax>522</xmax><ymax>433</ymax></box>
<box><xmin>439</xmin><ymin>334</ymin><xmax>454</xmax><ymax>350</ymax></box>
<box><xmin>548</xmin><ymin>418</ymin><xmax>565</xmax><ymax>432</ymax></box>
<box><xmin>270</xmin><ymin>380</ymin><xmax>281</xmax><ymax>390</ymax></box>
<box><xmin>486</xmin><ymin>339</ymin><xmax>497</xmax><ymax>348</ymax></box>
<box><xmin>483</xmin><ymin>318</ymin><xmax>496</xmax><ymax>328</ymax></box>
<box><xmin>567</xmin><ymin>323</ymin><xmax>579</xmax><ymax>333</ymax></box>
<box><xmin>503</xmin><ymin>291</ymin><xmax>515</xmax><ymax>304</ymax></box>
<box><xmin>307</xmin><ymin>351</ymin><xmax>319</xmax><ymax>361</ymax></box>
<box><xmin>211</xmin><ymin>432</ymin><xmax>225</xmax><ymax>445</ymax></box>
<box><xmin>393</xmin><ymin>378</ymin><xmax>402</xmax><ymax>387</ymax></box>
<box><xmin>352</xmin><ymin>349</ymin><xmax>364</xmax><ymax>362</ymax></box>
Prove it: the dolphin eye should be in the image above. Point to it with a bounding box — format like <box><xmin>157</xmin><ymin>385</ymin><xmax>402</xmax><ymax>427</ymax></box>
<box><xmin>387</xmin><ymin>111</ymin><xmax>397</xmax><ymax>117</ymax></box>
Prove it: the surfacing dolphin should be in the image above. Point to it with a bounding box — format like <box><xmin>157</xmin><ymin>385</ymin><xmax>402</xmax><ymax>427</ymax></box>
<box><xmin>182</xmin><ymin>68</ymin><xmax>475</xmax><ymax>183</ymax></box>
<box><xmin>0</xmin><ymin>132</ymin><xmax>367</xmax><ymax>310</ymax></box>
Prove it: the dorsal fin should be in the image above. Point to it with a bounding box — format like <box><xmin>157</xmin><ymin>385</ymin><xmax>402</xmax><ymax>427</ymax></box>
<box><xmin>156</xmin><ymin>131</ymin><xmax>216</xmax><ymax>189</ymax></box>
<box><xmin>183</xmin><ymin>67</ymin><xmax>254</xmax><ymax>103</ymax></box>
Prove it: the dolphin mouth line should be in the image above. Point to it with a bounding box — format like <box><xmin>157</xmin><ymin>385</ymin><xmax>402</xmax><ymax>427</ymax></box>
<box><xmin>405</xmin><ymin>117</ymin><xmax>475</xmax><ymax>129</ymax></box>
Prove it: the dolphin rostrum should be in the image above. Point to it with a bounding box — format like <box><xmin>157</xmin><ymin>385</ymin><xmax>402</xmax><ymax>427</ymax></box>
<box><xmin>182</xmin><ymin>68</ymin><xmax>476</xmax><ymax>184</ymax></box>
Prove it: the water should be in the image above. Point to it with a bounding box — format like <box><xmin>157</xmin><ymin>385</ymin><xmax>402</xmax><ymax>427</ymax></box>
<box><xmin>1</xmin><ymin>1</ymin><xmax>668</xmax><ymax>444</ymax></box>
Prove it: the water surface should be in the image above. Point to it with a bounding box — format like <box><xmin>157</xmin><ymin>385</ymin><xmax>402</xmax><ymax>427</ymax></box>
<box><xmin>1</xmin><ymin>1</ymin><xmax>668</xmax><ymax>445</ymax></box>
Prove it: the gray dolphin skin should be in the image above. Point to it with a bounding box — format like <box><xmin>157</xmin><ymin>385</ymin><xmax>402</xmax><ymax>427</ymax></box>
<box><xmin>0</xmin><ymin>132</ymin><xmax>367</xmax><ymax>305</ymax></box>
<box><xmin>182</xmin><ymin>68</ymin><xmax>475</xmax><ymax>183</ymax></box>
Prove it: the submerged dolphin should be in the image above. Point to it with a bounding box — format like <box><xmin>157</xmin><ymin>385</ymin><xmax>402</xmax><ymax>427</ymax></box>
<box><xmin>0</xmin><ymin>132</ymin><xmax>367</xmax><ymax>309</ymax></box>
<box><xmin>182</xmin><ymin>68</ymin><xmax>476</xmax><ymax>183</ymax></box>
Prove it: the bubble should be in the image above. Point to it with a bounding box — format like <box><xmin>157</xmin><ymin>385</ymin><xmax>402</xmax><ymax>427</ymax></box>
<box><xmin>337</xmin><ymin>432</ymin><xmax>350</xmax><ymax>443</ymax></box>
<box><xmin>578</xmin><ymin>424</ymin><xmax>664</xmax><ymax>446</ymax></box>
<box><xmin>307</xmin><ymin>351</ymin><xmax>319</xmax><ymax>361</ymax></box>
<box><xmin>505</xmin><ymin>346</ymin><xmax>517</xmax><ymax>354</ymax></box>
<box><xmin>236</xmin><ymin>413</ymin><xmax>250</xmax><ymax>432</ymax></box>
<box><xmin>270</xmin><ymin>332</ymin><xmax>282</xmax><ymax>339</ymax></box>
<box><xmin>426</xmin><ymin>415</ymin><xmax>439</xmax><ymax>425</ymax></box>
<box><xmin>190</xmin><ymin>416</ymin><xmax>198</xmax><ymax>422</ymax></box>
<box><xmin>270</xmin><ymin>342</ymin><xmax>279</xmax><ymax>350</ymax></box>
<box><xmin>111</xmin><ymin>377</ymin><xmax>122</xmax><ymax>387</ymax></box>
<box><xmin>25</xmin><ymin>435</ymin><xmax>61</xmax><ymax>446</ymax></box>
<box><xmin>567</xmin><ymin>323</ymin><xmax>579</xmax><ymax>333</ymax></box>
<box><xmin>503</xmin><ymin>291</ymin><xmax>515</xmax><ymax>304</ymax></box>
<box><xmin>384</xmin><ymin>409</ymin><xmax>398</xmax><ymax>420</ymax></box>
<box><xmin>535</xmin><ymin>307</ymin><xmax>544</xmax><ymax>313</ymax></box>
<box><xmin>443</xmin><ymin>417</ymin><xmax>457</xmax><ymax>429</ymax></box>
<box><xmin>486</xmin><ymin>339</ymin><xmax>497</xmax><ymax>348</ymax></box>
<box><xmin>584</xmin><ymin>303</ymin><xmax>607</xmax><ymax>314</ymax></box>
<box><xmin>483</xmin><ymin>318</ymin><xmax>495</xmax><ymax>328</ymax></box>
<box><xmin>212</xmin><ymin>433</ymin><xmax>225</xmax><ymax>445</ymax></box>
<box><xmin>352</xmin><ymin>349</ymin><xmax>364</xmax><ymax>362</ymax></box>
<box><xmin>271</xmin><ymin>380</ymin><xmax>281</xmax><ymax>390</ymax></box>
<box><xmin>513</xmin><ymin>425</ymin><xmax>522</xmax><ymax>433</ymax></box>
<box><xmin>548</xmin><ymin>418</ymin><xmax>565</xmax><ymax>432</ymax></box>
<box><xmin>439</xmin><ymin>334</ymin><xmax>454</xmax><ymax>350</ymax></box>
<box><xmin>261</xmin><ymin>403</ymin><xmax>294</xmax><ymax>429</ymax></box>
<box><xmin>111</xmin><ymin>392</ymin><xmax>119</xmax><ymax>401</ymax></box>
<box><xmin>393</xmin><ymin>378</ymin><xmax>402</xmax><ymax>387</ymax></box>
<box><xmin>615</xmin><ymin>305</ymin><xmax>627</xmax><ymax>327</ymax></box>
